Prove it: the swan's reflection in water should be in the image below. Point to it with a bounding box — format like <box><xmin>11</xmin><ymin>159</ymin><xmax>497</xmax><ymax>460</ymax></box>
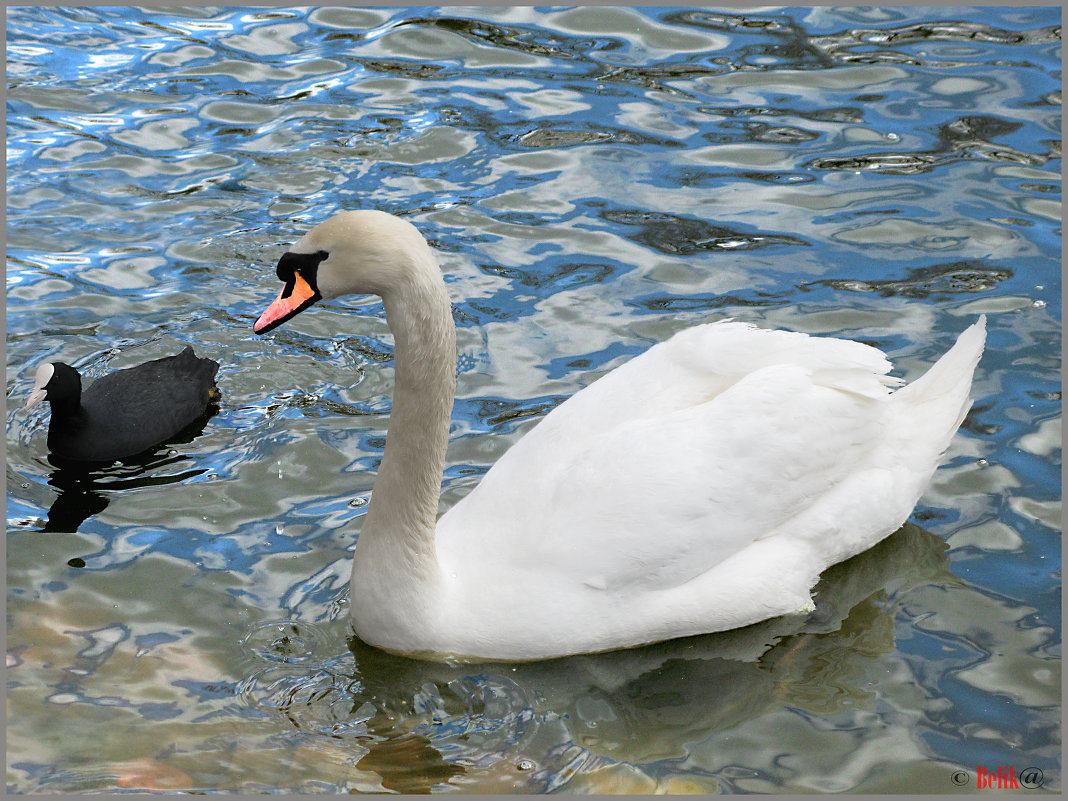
<box><xmin>240</xmin><ymin>523</ymin><xmax>949</xmax><ymax>792</ymax></box>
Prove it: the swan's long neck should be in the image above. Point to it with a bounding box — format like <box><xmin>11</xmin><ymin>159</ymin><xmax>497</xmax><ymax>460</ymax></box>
<box><xmin>356</xmin><ymin>267</ymin><xmax>455</xmax><ymax>582</ymax></box>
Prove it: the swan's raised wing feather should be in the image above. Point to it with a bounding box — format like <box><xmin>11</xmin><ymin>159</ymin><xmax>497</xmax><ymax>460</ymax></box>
<box><xmin>505</xmin><ymin>320</ymin><xmax>900</xmax><ymax>445</ymax></box>
<box><xmin>438</xmin><ymin>330</ymin><xmax>893</xmax><ymax>595</ymax></box>
<box><xmin>544</xmin><ymin>363</ymin><xmax>883</xmax><ymax>591</ymax></box>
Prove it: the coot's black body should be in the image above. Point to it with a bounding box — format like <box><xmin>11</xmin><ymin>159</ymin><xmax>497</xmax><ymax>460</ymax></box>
<box><xmin>28</xmin><ymin>347</ymin><xmax>220</xmax><ymax>462</ymax></box>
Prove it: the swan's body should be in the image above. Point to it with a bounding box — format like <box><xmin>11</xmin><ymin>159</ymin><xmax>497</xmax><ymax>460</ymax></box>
<box><xmin>254</xmin><ymin>210</ymin><xmax>985</xmax><ymax>662</ymax></box>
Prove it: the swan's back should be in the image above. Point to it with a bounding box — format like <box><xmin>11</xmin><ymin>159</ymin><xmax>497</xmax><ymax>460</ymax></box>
<box><xmin>431</xmin><ymin>317</ymin><xmax>985</xmax><ymax>659</ymax></box>
<box><xmin>511</xmin><ymin>320</ymin><xmax>902</xmax><ymax>443</ymax></box>
<box><xmin>439</xmin><ymin>319</ymin><xmax>904</xmax><ymax>552</ymax></box>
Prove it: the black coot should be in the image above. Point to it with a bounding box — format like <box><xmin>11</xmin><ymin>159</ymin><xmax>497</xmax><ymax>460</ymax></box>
<box><xmin>24</xmin><ymin>346</ymin><xmax>220</xmax><ymax>462</ymax></box>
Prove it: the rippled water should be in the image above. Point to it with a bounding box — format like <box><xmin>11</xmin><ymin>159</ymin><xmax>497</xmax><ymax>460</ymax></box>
<box><xmin>6</xmin><ymin>5</ymin><xmax>1061</xmax><ymax>794</ymax></box>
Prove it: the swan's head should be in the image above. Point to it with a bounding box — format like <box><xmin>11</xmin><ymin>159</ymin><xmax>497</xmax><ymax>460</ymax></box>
<box><xmin>254</xmin><ymin>210</ymin><xmax>436</xmax><ymax>335</ymax></box>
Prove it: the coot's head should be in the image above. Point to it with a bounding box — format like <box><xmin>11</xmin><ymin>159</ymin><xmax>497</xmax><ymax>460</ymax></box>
<box><xmin>24</xmin><ymin>362</ymin><xmax>81</xmax><ymax>411</ymax></box>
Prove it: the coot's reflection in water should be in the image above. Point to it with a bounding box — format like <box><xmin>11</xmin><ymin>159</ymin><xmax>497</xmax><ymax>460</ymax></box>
<box><xmin>38</xmin><ymin>409</ymin><xmax>217</xmax><ymax>534</ymax></box>
<box><xmin>241</xmin><ymin>523</ymin><xmax>947</xmax><ymax>792</ymax></box>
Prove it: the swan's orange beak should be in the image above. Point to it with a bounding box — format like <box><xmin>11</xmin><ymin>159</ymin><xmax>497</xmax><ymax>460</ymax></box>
<box><xmin>254</xmin><ymin>272</ymin><xmax>321</xmax><ymax>334</ymax></box>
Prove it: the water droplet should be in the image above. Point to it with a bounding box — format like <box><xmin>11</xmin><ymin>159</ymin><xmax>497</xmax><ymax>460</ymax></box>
<box><xmin>241</xmin><ymin>620</ymin><xmax>326</xmax><ymax>663</ymax></box>
<box><xmin>1032</xmin><ymin>299</ymin><xmax>1046</xmax><ymax>309</ymax></box>
<box><xmin>886</xmin><ymin>132</ymin><xmax>900</xmax><ymax>141</ymax></box>
<box><xmin>977</xmin><ymin>458</ymin><xmax>989</xmax><ymax>467</ymax></box>
<box><xmin>516</xmin><ymin>759</ymin><xmax>536</xmax><ymax>772</ymax></box>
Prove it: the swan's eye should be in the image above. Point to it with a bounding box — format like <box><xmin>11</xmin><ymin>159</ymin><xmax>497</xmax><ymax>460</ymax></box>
<box><xmin>275</xmin><ymin>250</ymin><xmax>329</xmax><ymax>296</ymax></box>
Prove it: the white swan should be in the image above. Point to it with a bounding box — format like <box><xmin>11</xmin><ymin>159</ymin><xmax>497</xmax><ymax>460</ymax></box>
<box><xmin>253</xmin><ymin>210</ymin><xmax>985</xmax><ymax>662</ymax></box>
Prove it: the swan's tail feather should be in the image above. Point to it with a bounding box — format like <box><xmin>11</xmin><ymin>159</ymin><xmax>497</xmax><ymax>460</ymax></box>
<box><xmin>891</xmin><ymin>315</ymin><xmax>986</xmax><ymax>455</ymax></box>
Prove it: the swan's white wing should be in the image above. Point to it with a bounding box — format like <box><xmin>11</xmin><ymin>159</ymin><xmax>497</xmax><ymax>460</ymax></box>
<box><xmin>498</xmin><ymin>320</ymin><xmax>900</xmax><ymax>447</ymax></box>
<box><xmin>546</xmin><ymin>364</ymin><xmax>884</xmax><ymax>591</ymax></box>
<box><xmin>437</xmin><ymin>322</ymin><xmax>897</xmax><ymax>595</ymax></box>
